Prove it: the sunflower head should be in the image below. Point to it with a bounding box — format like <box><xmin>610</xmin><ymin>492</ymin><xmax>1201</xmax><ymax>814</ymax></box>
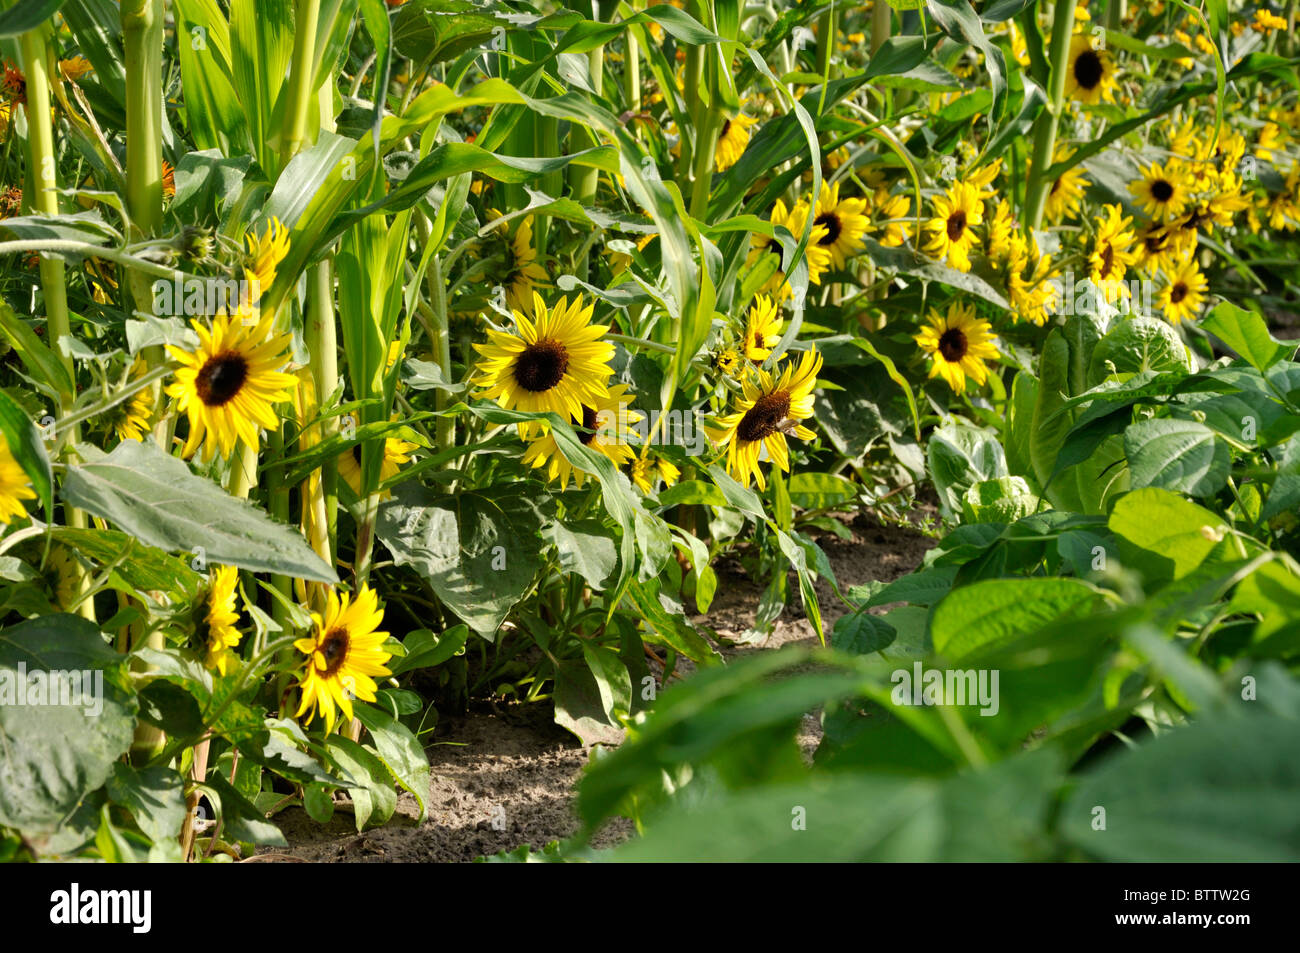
<box><xmin>742</xmin><ymin>295</ymin><xmax>784</xmax><ymax>363</ymax></box>
<box><xmin>1066</xmin><ymin>33</ymin><xmax>1116</xmax><ymax>105</ymax></box>
<box><xmin>521</xmin><ymin>383</ymin><xmax>640</xmax><ymax>490</ymax></box>
<box><xmin>472</xmin><ymin>292</ymin><xmax>614</xmax><ymax>438</ymax></box>
<box><xmin>166</xmin><ymin>310</ymin><xmax>298</xmax><ymax>462</ymax></box>
<box><xmin>914</xmin><ymin>302</ymin><xmax>1001</xmax><ymax>395</ymax></box>
<box><xmin>294</xmin><ymin>585</ymin><xmax>392</xmax><ymax>733</ymax></box>
<box><xmin>200</xmin><ymin>565</ymin><xmax>242</xmax><ymax>677</ymax></box>
<box><xmin>715</xmin><ymin>111</ymin><xmax>758</xmax><ymax>172</ymax></box>
<box><xmin>0</xmin><ymin>431</ymin><xmax>36</xmax><ymax>524</ymax></box>
<box><xmin>244</xmin><ymin>217</ymin><xmax>290</xmax><ymax>300</ymax></box>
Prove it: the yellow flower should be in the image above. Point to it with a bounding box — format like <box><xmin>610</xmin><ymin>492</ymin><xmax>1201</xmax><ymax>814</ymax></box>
<box><xmin>631</xmin><ymin>453</ymin><xmax>681</xmax><ymax>493</ymax></box>
<box><xmin>294</xmin><ymin>585</ymin><xmax>392</xmax><ymax>733</ymax></box>
<box><xmin>925</xmin><ymin>181</ymin><xmax>985</xmax><ymax>272</ymax></box>
<box><xmin>1044</xmin><ymin>147</ymin><xmax>1090</xmax><ymax>222</ymax></box>
<box><xmin>1129</xmin><ymin>161</ymin><xmax>1193</xmax><ymax>221</ymax></box>
<box><xmin>914</xmin><ymin>302</ymin><xmax>1001</xmax><ymax>395</ymax></box>
<box><xmin>869</xmin><ymin>190</ymin><xmax>912</xmax><ymax>247</ymax></box>
<box><xmin>714</xmin><ymin>346</ymin><xmax>743</xmax><ymax>378</ymax></box>
<box><xmin>1135</xmin><ymin>221</ymin><xmax>1193</xmax><ymax>274</ymax></box>
<box><xmin>244</xmin><ymin>217</ymin><xmax>290</xmax><ymax>300</ymax></box>
<box><xmin>166</xmin><ymin>311</ymin><xmax>297</xmax><ymax>462</ymax></box>
<box><xmin>1065</xmin><ymin>33</ymin><xmax>1116</xmax><ymax>105</ymax></box>
<box><xmin>746</xmin><ymin>199</ymin><xmax>832</xmax><ymax>298</ymax></box>
<box><xmin>967</xmin><ymin>158</ymin><xmax>1003</xmax><ymax>192</ymax></box>
<box><xmin>1256</xmin><ymin>121</ymin><xmax>1283</xmax><ymax>163</ymax></box>
<box><xmin>203</xmin><ymin>565</ymin><xmax>242</xmax><ymax>677</ymax></box>
<box><xmin>1157</xmin><ymin>259</ymin><xmax>1208</xmax><ymax>325</ymax></box>
<box><xmin>59</xmin><ymin>56</ymin><xmax>93</xmax><ymax>82</ymax></box>
<box><xmin>0</xmin><ymin>431</ymin><xmax>36</xmax><ymax>524</ymax></box>
<box><xmin>521</xmin><ymin>384</ymin><xmax>639</xmax><ymax>490</ymax></box>
<box><xmin>1007</xmin><ymin>235</ymin><xmax>1058</xmax><ymax>326</ymax></box>
<box><xmin>715</xmin><ymin>110</ymin><xmax>758</xmax><ymax>172</ymax></box>
<box><xmin>985</xmin><ymin>200</ymin><xmax>1017</xmax><ymax>266</ymax></box>
<box><xmin>43</xmin><ymin>545</ymin><xmax>82</xmax><ymax>611</ymax></box>
<box><xmin>472</xmin><ymin>292</ymin><xmax>614</xmax><ymax>438</ymax></box>
<box><xmin>338</xmin><ymin>431</ymin><xmax>419</xmax><ymax>500</ymax></box>
<box><xmin>494</xmin><ymin>212</ymin><xmax>551</xmax><ymax>311</ymax></box>
<box><xmin>707</xmin><ymin>347</ymin><xmax>821</xmax><ymax>490</ymax></box>
<box><xmin>1251</xmin><ymin>9</ymin><xmax>1287</xmax><ymax>32</ymax></box>
<box><xmin>742</xmin><ymin>295</ymin><xmax>783</xmax><ymax>363</ymax></box>
<box><xmin>809</xmin><ymin>181</ymin><xmax>869</xmax><ymax>269</ymax></box>
<box><xmin>1089</xmin><ymin>204</ymin><xmax>1139</xmax><ymax>285</ymax></box>
<box><xmin>110</xmin><ymin>356</ymin><xmax>154</xmax><ymax>443</ymax></box>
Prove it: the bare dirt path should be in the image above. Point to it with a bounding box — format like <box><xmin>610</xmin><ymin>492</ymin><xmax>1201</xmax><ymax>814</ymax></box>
<box><xmin>256</xmin><ymin>510</ymin><xmax>934</xmax><ymax>862</ymax></box>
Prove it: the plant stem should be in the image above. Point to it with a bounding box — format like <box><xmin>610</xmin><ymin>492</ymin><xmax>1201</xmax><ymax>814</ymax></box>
<box><xmin>279</xmin><ymin>0</ymin><xmax>323</xmax><ymax>171</ymax></box>
<box><xmin>871</xmin><ymin>0</ymin><xmax>891</xmax><ymax>55</ymax></box>
<box><xmin>1022</xmin><ymin>0</ymin><xmax>1075</xmax><ymax>233</ymax></box>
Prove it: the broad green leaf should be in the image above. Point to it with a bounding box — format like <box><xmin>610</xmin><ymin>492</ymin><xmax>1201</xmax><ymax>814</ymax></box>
<box><xmin>1201</xmin><ymin>301</ymin><xmax>1294</xmax><ymax>372</ymax></box>
<box><xmin>1124</xmin><ymin>418</ymin><xmax>1230</xmax><ymax>497</ymax></box>
<box><xmin>1108</xmin><ymin>487</ymin><xmax>1228</xmax><ymax>585</ymax></box>
<box><xmin>354</xmin><ymin>703</ymin><xmax>430</xmax><ymax>821</ymax></box>
<box><xmin>930</xmin><ymin>577</ymin><xmax>1107</xmax><ymax>661</ymax></box>
<box><xmin>60</xmin><ymin>440</ymin><xmax>337</xmax><ymax>583</ymax></box>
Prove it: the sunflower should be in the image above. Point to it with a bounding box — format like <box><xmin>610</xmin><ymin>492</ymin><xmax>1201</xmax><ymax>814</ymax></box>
<box><xmin>713</xmin><ymin>346</ymin><xmax>743</xmax><ymax>378</ymax></box>
<box><xmin>746</xmin><ymin>199</ymin><xmax>832</xmax><ymax>298</ymax></box>
<box><xmin>59</xmin><ymin>56</ymin><xmax>93</xmax><ymax>82</ymax></box>
<box><xmin>202</xmin><ymin>565</ymin><xmax>242</xmax><ymax>676</ymax></box>
<box><xmin>715</xmin><ymin>110</ymin><xmax>758</xmax><ymax>172</ymax></box>
<box><xmin>915</xmin><ymin>302</ymin><xmax>1001</xmax><ymax>395</ymax></box>
<box><xmin>1007</xmin><ymin>235</ymin><xmax>1059</xmax><ymax>326</ymax></box>
<box><xmin>244</xmin><ymin>217</ymin><xmax>290</xmax><ymax>300</ymax></box>
<box><xmin>338</xmin><ymin>431</ymin><xmax>419</xmax><ymax>499</ymax></box>
<box><xmin>1157</xmin><ymin>260</ymin><xmax>1208</xmax><ymax>325</ymax></box>
<box><xmin>166</xmin><ymin>311</ymin><xmax>298</xmax><ymax>462</ymax></box>
<box><xmin>809</xmin><ymin>182</ymin><xmax>869</xmax><ymax>268</ymax></box>
<box><xmin>742</xmin><ymin>295</ymin><xmax>783</xmax><ymax>363</ymax></box>
<box><xmin>868</xmin><ymin>190</ymin><xmax>912</xmax><ymax>247</ymax></box>
<box><xmin>707</xmin><ymin>347</ymin><xmax>821</xmax><ymax>490</ymax></box>
<box><xmin>43</xmin><ymin>545</ymin><xmax>82</xmax><ymax>611</ymax></box>
<box><xmin>1134</xmin><ymin>221</ymin><xmax>1191</xmax><ymax>274</ymax></box>
<box><xmin>521</xmin><ymin>384</ymin><xmax>639</xmax><ymax>490</ymax></box>
<box><xmin>631</xmin><ymin>453</ymin><xmax>681</xmax><ymax>494</ymax></box>
<box><xmin>1129</xmin><ymin>161</ymin><xmax>1192</xmax><ymax>221</ymax></box>
<box><xmin>1088</xmin><ymin>204</ymin><xmax>1139</xmax><ymax>286</ymax></box>
<box><xmin>494</xmin><ymin>212</ymin><xmax>551</xmax><ymax>311</ymax></box>
<box><xmin>294</xmin><ymin>585</ymin><xmax>392</xmax><ymax>733</ymax></box>
<box><xmin>1044</xmin><ymin>148</ymin><xmax>1090</xmax><ymax>222</ymax></box>
<box><xmin>1065</xmin><ymin>33</ymin><xmax>1116</xmax><ymax>105</ymax></box>
<box><xmin>985</xmin><ymin>199</ymin><xmax>1017</xmax><ymax>266</ymax></box>
<box><xmin>925</xmin><ymin>181</ymin><xmax>985</xmax><ymax>272</ymax></box>
<box><xmin>473</xmin><ymin>292</ymin><xmax>614</xmax><ymax>438</ymax></box>
<box><xmin>0</xmin><ymin>431</ymin><xmax>36</xmax><ymax>524</ymax></box>
<box><xmin>162</xmin><ymin>159</ymin><xmax>175</xmax><ymax>202</ymax></box>
<box><xmin>107</xmin><ymin>356</ymin><xmax>154</xmax><ymax>443</ymax></box>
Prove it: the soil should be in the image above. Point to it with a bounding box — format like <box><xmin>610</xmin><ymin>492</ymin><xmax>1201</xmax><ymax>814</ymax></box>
<box><xmin>253</xmin><ymin>508</ymin><xmax>935</xmax><ymax>863</ymax></box>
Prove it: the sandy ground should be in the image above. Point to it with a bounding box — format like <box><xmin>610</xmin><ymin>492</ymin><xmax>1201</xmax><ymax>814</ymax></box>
<box><xmin>253</xmin><ymin>509</ymin><xmax>935</xmax><ymax>863</ymax></box>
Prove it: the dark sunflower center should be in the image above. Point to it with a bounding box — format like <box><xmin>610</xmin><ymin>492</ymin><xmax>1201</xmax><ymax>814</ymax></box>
<box><xmin>753</xmin><ymin>331</ymin><xmax>765</xmax><ymax>349</ymax></box>
<box><xmin>1145</xmin><ymin>230</ymin><xmax>1167</xmax><ymax>253</ymax></box>
<box><xmin>1100</xmin><ymin>244</ymin><xmax>1115</xmax><ymax>278</ymax></box>
<box><xmin>938</xmin><ymin>328</ymin><xmax>968</xmax><ymax>362</ymax></box>
<box><xmin>720</xmin><ymin>119</ymin><xmax>732</xmax><ymax>137</ymax></box>
<box><xmin>736</xmin><ymin>391</ymin><xmax>792</xmax><ymax>443</ymax></box>
<box><xmin>946</xmin><ymin>210</ymin><xmax>967</xmax><ymax>242</ymax></box>
<box><xmin>815</xmin><ymin>212</ymin><xmax>842</xmax><ymax>246</ymax></box>
<box><xmin>319</xmin><ymin>627</ymin><xmax>350</xmax><ymax>678</ymax></box>
<box><xmin>513</xmin><ymin>339</ymin><xmax>569</xmax><ymax>393</ymax></box>
<box><xmin>578</xmin><ymin>404</ymin><xmax>599</xmax><ymax>446</ymax></box>
<box><xmin>1169</xmin><ymin>282</ymin><xmax>1188</xmax><ymax>304</ymax></box>
<box><xmin>1073</xmin><ymin>50</ymin><xmax>1103</xmax><ymax>90</ymax></box>
<box><xmin>195</xmin><ymin>353</ymin><xmax>249</xmax><ymax>407</ymax></box>
<box><xmin>1050</xmin><ymin>177</ymin><xmax>1062</xmax><ymax>196</ymax></box>
<box><xmin>1150</xmin><ymin>179</ymin><xmax>1174</xmax><ymax>202</ymax></box>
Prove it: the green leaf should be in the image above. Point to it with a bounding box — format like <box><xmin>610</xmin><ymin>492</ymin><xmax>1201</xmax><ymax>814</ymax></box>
<box><xmin>961</xmin><ymin>476</ymin><xmax>1039</xmax><ymax>524</ymax></box>
<box><xmin>0</xmin><ymin>614</ymin><xmax>135</xmax><ymax>834</ymax></box>
<box><xmin>832</xmin><ymin>612</ymin><xmax>897</xmax><ymax>656</ymax></box>
<box><xmin>1063</xmin><ymin>714</ymin><xmax>1300</xmax><ymax>861</ymax></box>
<box><xmin>173</xmin><ymin>0</ymin><xmax>248</xmax><ymax>156</ymax></box>
<box><xmin>1124</xmin><ymin>418</ymin><xmax>1230</xmax><ymax>497</ymax></box>
<box><xmin>0</xmin><ymin>300</ymin><xmax>75</xmax><ymax>401</ymax></box>
<box><xmin>106</xmin><ymin>763</ymin><xmax>186</xmax><ymax>846</ymax></box>
<box><xmin>375</xmin><ymin>482</ymin><xmax>545</xmax><ymax>637</ymax></box>
<box><xmin>1088</xmin><ymin>317</ymin><xmax>1190</xmax><ymax>386</ymax></box>
<box><xmin>354</xmin><ymin>703</ymin><xmax>430</xmax><ymax>821</ymax></box>
<box><xmin>545</xmin><ymin>518</ymin><xmax>618</xmax><ymax>590</ymax></box>
<box><xmin>60</xmin><ymin>440</ymin><xmax>337</xmax><ymax>583</ymax></box>
<box><xmin>390</xmin><ymin>625</ymin><xmax>469</xmax><ymax>675</ymax></box>
<box><xmin>554</xmin><ymin>655</ymin><xmax>626</xmax><ymax>747</ymax></box>
<box><xmin>786</xmin><ymin>472</ymin><xmax>857</xmax><ymax>509</ymax></box>
<box><xmin>322</xmin><ymin>735</ymin><xmax>397</xmax><ymax>830</ymax></box>
<box><xmin>0</xmin><ymin>0</ymin><xmax>67</xmax><ymax>38</ymax></box>
<box><xmin>1201</xmin><ymin>301</ymin><xmax>1294</xmax><ymax>372</ymax></box>
<box><xmin>1108</xmin><ymin>487</ymin><xmax>1227</xmax><ymax>585</ymax></box>
<box><xmin>0</xmin><ymin>388</ymin><xmax>52</xmax><ymax>519</ymax></box>
<box><xmin>930</xmin><ymin>577</ymin><xmax>1107</xmax><ymax>661</ymax></box>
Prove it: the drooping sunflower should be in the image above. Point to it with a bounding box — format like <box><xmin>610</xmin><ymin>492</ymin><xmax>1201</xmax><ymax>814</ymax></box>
<box><xmin>1134</xmin><ymin>221</ymin><xmax>1190</xmax><ymax>274</ymax></box>
<box><xmin>294</xmin><ymin>585</ymin><xmax>392</xmax><ymax>733</ymax></box>
<box><xmin>494</xmin><ymin>212</ymin><xmax>551</xmax><ymax>311</ymax></box>
<box><xmin>1088</xmin><ymin>204</ymin><xmax>1139</xmax><ymax>286</ymax></box>
<box><xmin>202</xmin><ymin>565</ymin><xmax>242</xmax><ymax>676</ymax></box>
<box><xmin>338</xmin><ymin>431</ymin><xmax>419</xmax><ymax>499</ymax></box>
<box><xmin>746</xmin><ymin>199</ymin><xmax>832</xmax><ymax>298</ymax></box>
<box><xmin>809</xmin><ymin>182</ymin><xmax>869</xmax><ymax>269</ymax></box>
<box><xmin>107</xmin><ymin>356</ymin><xmax>154</xmax><ymax>443</ymax></box>
<box><xmin>472</xmin><ymin>292</ymin><xmax>614</xmax><ymax>437</ymax></box>
<box><xmin>1129</xmin><ymin>161</ymin><xmax>1193</xmax><ymax>221</ymax></box>
<box><xmin>868</xmin><ymin>190</ymin><xmax>912</xmax><ymax>247</ymax></box>
<box><xmin>631</xmin><ymin>453</ymin><xmax>681</xmax><ymax>494</ymax></box>
<box><xmin>1157</xmin><ymin>260</ymin><xmax>1208</xmax><ymax>325</ymax></box>
<box><xmin>42</xmin><ymin>545</ymin><xmax>82</xmax><ymax>611</ymax></box>
<box><xmin>166</xmin><ymin>311</ymin><xmax>298</xmax><ymax>462</ymax></box>
<box><xmin>715</xmin><ymin>110</ymin><xmax>758</xmax><ymax>172</ymax></box>
<box><xmin>1044</xmin><ymin>147</ymin><xmax>1090</xmax><ymax>222</ymax></box>
<box><xmin>1007</xmin><ymin>235</ymin><xmax>1059</xmax><ymax>327</ymax></box>
<box><xmin>1065</xmin><ymin>33</ymin><xmax>1116</xmax><ymax>105</ymax></box>
<box><xmin>244</xmin><ymin>217</ymin><xmax>290</xmax><ymax>300</ymax></box>
<box><xmin>915</xmin><ymin>302</ymin><xmax>1001</xmax><ymax>395</ymax></box>
<box><xmin>0</xmin><ymin>431</ymin><xmax>36</xmax><ymax>524</ymax></box>
<box><xmin>742</xmin><ymin>295</ymin><xmax>783</xmax><ymax>363</ymax></box>
<box><xmin>707</xmin><ymin>347</ymin><xmax>821</xmax><ymax>490</ymax></box>
<box><xmin>521</xmin><ymin>384</ymin><xmax>639</xmax><ymax>490</ymax></box>
<box><xmin>925</xmin><ymin>181</ymin><xmax>985</xmax><ymax>272</ymax></box>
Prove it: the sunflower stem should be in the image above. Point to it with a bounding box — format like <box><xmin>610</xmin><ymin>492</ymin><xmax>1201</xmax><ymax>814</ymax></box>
<box><xmin>1022</xmin><ymin>0</ymin><xmax>1075</xmax><ymax>233</ymax></box>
